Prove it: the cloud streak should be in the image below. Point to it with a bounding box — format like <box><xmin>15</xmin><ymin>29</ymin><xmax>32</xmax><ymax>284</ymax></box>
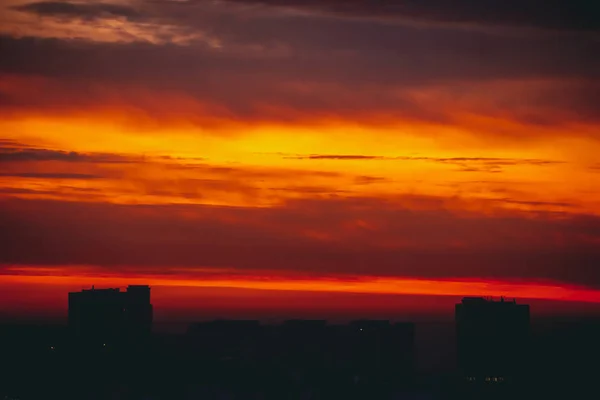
<box><xmin>223</xmin><ymin>0</ymin><xmax>600</xmax><ymax>33</ymax></box>
<box><xmin>285</xmin><ymin>154</ymin><xmax>565</xmax><ymax>173</ymax></box>
<box><xmin>3</xmin><ymin>265</ymin><xmax>600</xmax><ymax>304</ymax></box>
<box><xmin>0</xmin><ymin>143</ymin><xmax>136</xmax><ymax>163</ymax></box>
<box><xmin>13</xmin><ymin>1</ymin><xmax>142</xmax><ymax>20</ymax></box>
<box><xmin>0</xmin><ymin>172</ymin><xmax>102</xmax><ymax>179</ymax></box>
<box><xmin>1</xmin><ymin>196</ymin><xmax>600</xmax><ymax>286</ymax></box>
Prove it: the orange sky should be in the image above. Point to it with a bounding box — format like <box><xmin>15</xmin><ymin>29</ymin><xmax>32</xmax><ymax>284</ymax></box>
<box><xmin>1</xmin><ymin>0</ymin><xmax>600</xmax><ymax>319</ymax></box>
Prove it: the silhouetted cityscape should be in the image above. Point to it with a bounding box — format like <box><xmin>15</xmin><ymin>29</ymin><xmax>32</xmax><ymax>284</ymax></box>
<box><xmin>1</xmin><ymin>286</ymin><xmax>599</xmax><ymax>399</ymax></box>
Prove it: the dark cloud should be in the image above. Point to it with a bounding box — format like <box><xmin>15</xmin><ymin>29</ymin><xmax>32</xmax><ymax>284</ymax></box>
<box><xmin>1</xmin><ymin>0</ymin><xmax>599</xmax><ymax>131</ymax></box>
<box><xmin>13</xmin><ymin>1</ymin><xmax>141</xmax><ymax>21</ymax></box>
<box><xmin>0</xmin><ymin>139</ymin><xmax>37</xmax><ymax>148</ymax></box>
<box><xmin>455</xmin><ymin>167</ymin><xmax>501</xmax><ymax>173</ymax></box>
<box><xmin>224</xmin><ymin>0</ymin><xmax>600</xmax><ymax>33</ymax></box>
<box><xmin>288</xmin><ymin>154</ymin><xmax>562</xmax><ymax>163</ymax></box>
<box><xmin>286</xmin><ymin>154</ymin><xmax>564</xmax><ymax>173</ymax></box>
<box><xmin>1</xmin><ymin>196</ymin><xmax>600</xmax><ymax>286</ymax></box>
<box><xmin>494</xmin><ymin>198</ymin><xmax>575</xmax><ymax>208</ymax></box>
<box><xmin>0</xmin><ymin>187</ymin><xmax>56</xmax><ymax>195</ymax></box>
<box><xmin>268</xmin><ymin>185</ymin><xmax>350</xmax><ymax>194</ymax></box>
<box><xmin>0</xmin><ymin>23</ymin><xmax>598</xmax><ymax>129</ymax></box>
<box><xmin>429</xmin><ymin>157</ymin><xmax>562</xmax><ymax>165</ymax></box>
<box><xmin>429</xmin><ymin>157</ymin><xmax>565</xmax><ymax>173</ymax></box>
<box><xmin>0</xmin><ymin>144</ymin><xmax>135</xmax><ymax>164</ymax></box>
<box><xmin>286</xmin><ymin>155</ymin><xmax>387</xmax><ymax>160</ymax></box>
<box><xmin>0</xmin><ymin>172</ymin><xmax>102</xmax><ymax>179</ymax></box>
<box><xmin>353</xmin><ymin>176</ymin><xmax>389</xmax><ymax>185</ymax></box>
<box><xmin>165</xmin><ymin>163</ymin><xmax>342</xmax><ymax>180</ymax></box>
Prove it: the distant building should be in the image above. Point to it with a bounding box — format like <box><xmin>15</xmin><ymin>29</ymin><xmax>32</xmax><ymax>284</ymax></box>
<box><xmin>343</xmin><ymin>320</ymin><xmax>415</xmax><ymax>385</ymax></box>
<box><xmin>279</xmin><ymin>320</ymin><xmax>329</xmax><ymax>366</ymax></box>
<box><xmin>68</xmin><ymin>285</ymin><xmax>153</xmax><ymax>345</ymax></box>
<box><xmin>187</xmin><ymin>319</ymin><xmax>262</xmax><ymax>335</ymax></box>
<box><xmin>529</xmin><ymin>319</ymin><xmax>600</xmax><ymax>398</ymax></box>
<box><xmin>281</xmin><ymin>319</ymin><xmax>328</xmax><ymax>328</ymax></box>
<box><xmin>187</xmin><ymin>320</ymin><xmax>263</xmax><ymax>363</ymax></box>
<box><xmin>455</xmin><ymin>297</ymin><xmax>529</xmax><ymax>384</ymax></box>
<box><xmin>124</xmin><ymin>285</ymin><xmax>153</xmax><ymax>337</ymax></box>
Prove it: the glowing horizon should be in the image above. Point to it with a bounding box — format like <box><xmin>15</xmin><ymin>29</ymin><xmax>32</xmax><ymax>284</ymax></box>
<box><xmin>2</xmin><ymin>266</ymin><xmax>600</xmax><ymax>304</ymax></box>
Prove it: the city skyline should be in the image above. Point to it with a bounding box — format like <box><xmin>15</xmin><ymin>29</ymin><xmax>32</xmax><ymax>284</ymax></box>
<box><xmin>3</xmin><ymin>291</ymin><xmax>597</xmax><ymax>399</ymax></box>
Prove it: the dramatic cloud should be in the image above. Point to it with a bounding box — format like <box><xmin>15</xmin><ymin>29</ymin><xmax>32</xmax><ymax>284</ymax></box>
<box><xmin>223</xmin><ymin>0</ymin><xmax>600</xmax><ymax>32</ymax></box>
<box><xmin>0</xmin><ymin>32</ymin><xmax>597</xmax><ymax>130</ymax></box>
<box><xmin>286</xmin><ymin>154</ymin><xmax>566</xmax><ymax>173</ymax></box>
<box><xmin>288</xmin><ymin>154</ymin><xmax>563</xmax><ymax>164</ymax></box>
<box><xmin>287</xmin><ymin>155</ymin><xmax>387</xmax><ymax>160</ymax></box>
<box><xmin>0</xmin><ymin>143</ymin><xmax>134</xmax><ymax>163</ymax></box>
<box><xmin>13</xmin><ymin>1</ymin><xmax>141</xmax><ymax>20</ymax></box>
<box><xmin>3</xmin><ymin>0</ymin><xmax>214</xmax><ymax>44</ymax></box>
<box><xmin>1</xmin><ymin>0</ymin><xmax>599</xmax><ymax>315</ymax></box>
<box><xmin>0</xmin><ymin>172</ymin><xmax>102</xmax><ymax>179</ymax></box>
<box><xmin>1</xmin><ymin>197</ymin><xmax>600</xmax><ymax>287</ymax></box>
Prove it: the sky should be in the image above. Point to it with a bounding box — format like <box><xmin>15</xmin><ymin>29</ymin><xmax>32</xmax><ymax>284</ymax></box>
<box><xmin>1</xmin><ymin>0</ymin><xmax>600</xmax><ymax>322</ymax></box>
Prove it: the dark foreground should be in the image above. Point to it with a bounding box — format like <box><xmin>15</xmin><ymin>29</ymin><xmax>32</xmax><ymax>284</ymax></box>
<box><xmin>0</xmin><ymin>320</ymin><xmax>599</xmax><ymax>399</ymax></box>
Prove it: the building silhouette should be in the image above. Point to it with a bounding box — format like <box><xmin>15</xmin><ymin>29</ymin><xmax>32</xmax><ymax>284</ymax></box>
<box><xmin>183</xmin><ymin>318</ymin><xmax>416</xmax><ymax>398</ymax></box>
<box><xmin>527</xmin><ymin>319</ymin><xmax>600</xmax><ymax>399</ymax></box>
<box><xmin>12</xmin><ymin>284</ymin><xmax>586</xmax><ymax>399</ymax></box>
<box><xmin>68</xmin><ymin>285</ymin><xmax>153</xmax><ymax>346</ymax></box>
<box><xmin>349</xmin><ymin>320</ymin><xmax>415</xmax><ymax>380</ymax></box>
<box><xmin>279</xmin><ymin>319</ymin><xmax>329</xmax><ymax>364</ymax></box>
<box><xmin>187</xmin><ymin>319</ymin><xmax>263</xmax><ymax>363</ymax></box>
<box><xmin>455</xmin><ymin>297</ymin><xmax>529</xmax><ymax>385</ymax></box>
<box><xmin>326</xmin><ymin>320</ymin><xmax>415</xmax><ymax>393</ymax></box>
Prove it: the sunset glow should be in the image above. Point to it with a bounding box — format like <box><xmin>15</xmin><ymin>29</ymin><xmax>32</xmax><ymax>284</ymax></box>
<box><xmin>3</xmin><ymin>266</ymin><xmax>600</xmax><ymax>303</ymax></box>
<box><xmin>1</xmin><ymin>0</ymin><xmax>600</xmax><ymax>319</ymax></box>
